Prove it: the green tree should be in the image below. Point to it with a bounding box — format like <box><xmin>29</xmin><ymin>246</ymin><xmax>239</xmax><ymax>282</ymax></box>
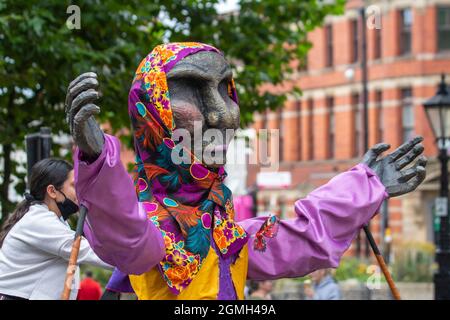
<box><xmin>0</xmin><ymin>0</ymin><xmax>345</xmax><ymax>224</ymax></box>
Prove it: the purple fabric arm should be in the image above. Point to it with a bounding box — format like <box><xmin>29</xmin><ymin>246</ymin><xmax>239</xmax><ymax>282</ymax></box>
<box><xmin>239</xmin><ymin>163</ymin><xmax>388</xmax><ymax>280</ymax></box>
<box><xmin>74</xmin><ymin>134</ymin><xmax>165</xmax><ymax>275</ymax></box>
<box><xmin>106</xmin><ymin>269</ymin><xmax>135</xmax><ymax>293</ymax></box>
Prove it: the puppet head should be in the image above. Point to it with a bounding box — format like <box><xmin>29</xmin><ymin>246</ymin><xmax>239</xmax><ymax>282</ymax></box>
<box><xmin>128</xmin><ymin>43</ymin><xmax>248</xmax><ymax>295</ymax></box>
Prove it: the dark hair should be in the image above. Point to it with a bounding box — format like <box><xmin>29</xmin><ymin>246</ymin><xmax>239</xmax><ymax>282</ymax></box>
<box><xmin>85</xmin><ymin>270</ymin><xmax>93</xmax><ymax>278</ymax></box>
<box><xmin>248</xmin><ymin>280</ymin><xmax>260</xmax><ymax>294</ymax></box>
<box><xmin>0</xmin><ymin>158</ymin><xmax>73</xmax><ymax>248</ymax></box>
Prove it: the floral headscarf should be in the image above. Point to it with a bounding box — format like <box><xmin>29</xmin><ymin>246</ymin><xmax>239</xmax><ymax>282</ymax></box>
<box><xmin>128</xmin><ymin>42</ymin><xmax>248</xmax><ymax>295</ymax></box>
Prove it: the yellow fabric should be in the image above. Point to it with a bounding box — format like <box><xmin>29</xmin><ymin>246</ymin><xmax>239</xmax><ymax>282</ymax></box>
<box><xmin>230</xmin><ymin>244</ymin><xmax>248</xmax><ymax>300</ymax></box>
<box><xmin>129</xmin><ymin>245</ymin><xmax>249</xmax><ymax>300</ymax></box>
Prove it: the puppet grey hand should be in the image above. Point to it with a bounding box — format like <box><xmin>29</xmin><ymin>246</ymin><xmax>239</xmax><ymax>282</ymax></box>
<box><xmin>362</xmin><ymin>136</ymin><xmax>427</xmax><ymax>197</ymax></box>
<box><xmin>65</xmin><ymin>72</ymin><xmax>104</xmax><ymax>160</ymax></box>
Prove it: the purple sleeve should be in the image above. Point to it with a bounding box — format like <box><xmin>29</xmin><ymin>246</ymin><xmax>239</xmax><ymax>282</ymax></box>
<box><xmin>106</xmin><ymin>269</ymin><xmax>135</xmax><ymax>293</ymax></box>
<box><xmin>74</xmin><ymin>134</ymin><xmax>165</xmax><ymax>275</ymax></box>
<box><xmin>239</xmin><ymin>163</ymin><xmax>388</xmax><ymax>280</ymax></box>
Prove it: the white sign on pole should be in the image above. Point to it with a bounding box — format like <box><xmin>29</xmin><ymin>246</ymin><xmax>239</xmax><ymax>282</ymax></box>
<box><xmin>256</xmin><ymin>171</ymin><xmax>292</xmax><ymax>189</ymax></box>
<box><xmin>435</xmin><ymin>197</ymin><xmax>448</xmax><ymax>217</ymax></box>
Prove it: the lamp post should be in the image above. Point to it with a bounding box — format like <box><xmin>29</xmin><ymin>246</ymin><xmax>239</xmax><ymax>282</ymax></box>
<box><xmin>423</xmin><ymin>74</ymin><xmax>450</xmax><ymax>300</ymax></box>
<box><xmin>25</xmin><ymin>127</ymin><xmax>52</xmax><ymax>189</ymax></box>
<box><xmin>360</xmin><ymin>6</ymin><xmax>371</xmax><ymax>258</ymax></box>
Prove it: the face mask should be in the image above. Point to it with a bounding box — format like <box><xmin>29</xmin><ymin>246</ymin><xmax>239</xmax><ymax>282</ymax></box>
<box><xmin>56</xmin><ymin>190</ymin><xmax>79</xmax><ymax>221</ymax></box>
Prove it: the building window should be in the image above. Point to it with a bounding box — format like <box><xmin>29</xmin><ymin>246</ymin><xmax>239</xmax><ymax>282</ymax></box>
<box><xmin>261</xmin><ymin>110</ymin><xmax>269</xmax><ymax>160</ymax></box>
<box><xmin>325</xmin><ymin>25</ymin><xmax>334</xmax><ymax>67</ymax></box>
<box><xmin>278</xmin><ymin>109</ymin><xmax>284</xmax><ymax>162</ymax></box>
<box><xmin>376</xmin><ymin>90</ymin><xmax>384</xmax><ymax>142</ymax></box>
<box><xmin>308</xmin><ymin>98</ymin><xmax>314</xmax><ymax>160</ymax></box>
<box><xmin>353</xmin><ymin>93</ymin><xmax>361</xmax><ymax>157</ymax></box>
<box><xmin>351</xmin><ymin>19</ymin><xmax>359</xmax><ymax>63</ymax></box>
<box><xmin>262</xmin><ymin>110</ymin><xmax>268</xmax><ymax>129</ymax></box>
<box><xmin>438</xmin><ymin>7</ymin><xmax>450</xmax><ymax>51</ymax></box>
<box><xmin>399</xmin><ymin>8</ymin><xmax>412</xmax><ymax>55</ymax></box>
<box><xmin>401</xmin><ymin>88</ymin><xmax>414</xmax><ymax>143</ymax></box>
<box><xmin>327</xmin><ymin>96</ymin><xmax>335</xmax><ymax>159</ymax></box>
<box><xmin>374</xmin><ymin>28</ymin><xmax>382</xmax><ymax>59</ymax></box>
<box><xmin>300</xmin><ymin>56</ymin><xmax>308</xmax><ymax>72</ymax></box>
<box><xmin>296</xmin><ymin>101</ymin><xmax>302</xmax><ymax>161</ymax></box>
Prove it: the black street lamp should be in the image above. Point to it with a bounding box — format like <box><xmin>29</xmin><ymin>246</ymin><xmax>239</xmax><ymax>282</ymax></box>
<box><xmin>25</xmin><ymin>127</ymin><xmax>52</xmax><ymax>189</ymax></box>
<box><xmin>423</xmin><ymin>74</ymin><xmax>450</xmax><ymax>300</ymax></box>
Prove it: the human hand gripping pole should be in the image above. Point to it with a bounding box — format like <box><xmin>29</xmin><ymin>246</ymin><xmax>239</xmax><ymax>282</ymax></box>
<box><xmin>362</xmin><ymin>136</ymin><xmax>428</xmax><ymax>300</ymax></box>
<box><xmin>61</xmin><ymin>205</ymin><xmax>88</xmax><ymax>300</ymax></box>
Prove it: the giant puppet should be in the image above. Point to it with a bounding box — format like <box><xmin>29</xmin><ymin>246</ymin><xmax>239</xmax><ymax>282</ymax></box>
<box><xmin>65</xmin><ymin>43</ymin><xmax>427</xmax><ymax>299</ymax></box>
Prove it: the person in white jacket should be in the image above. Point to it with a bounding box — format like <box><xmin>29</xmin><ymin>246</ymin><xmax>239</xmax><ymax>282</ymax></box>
<box><xmin>0</xmin><ymin>158</ymin><xmax>113</xmax><ymax>300</ymax></box>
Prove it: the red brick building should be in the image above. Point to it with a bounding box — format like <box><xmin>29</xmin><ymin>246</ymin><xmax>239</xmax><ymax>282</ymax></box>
<box><xmin>247</xmin><ymin>0</ymin><xmax>450</xmax><ymax>256</ymax></box>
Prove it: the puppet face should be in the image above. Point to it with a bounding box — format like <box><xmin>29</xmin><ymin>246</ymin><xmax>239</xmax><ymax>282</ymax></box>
<box><xmin>167</xmin><ymin>51</ymin><xmax>240</xmax><ymax>168</ymax></box>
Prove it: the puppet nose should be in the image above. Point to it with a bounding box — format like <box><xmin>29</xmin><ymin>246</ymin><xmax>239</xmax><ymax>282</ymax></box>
<box><xmin>203</xmin><ymin>85</ymin><xmax>232</xmax><ymax>129</ymax></box>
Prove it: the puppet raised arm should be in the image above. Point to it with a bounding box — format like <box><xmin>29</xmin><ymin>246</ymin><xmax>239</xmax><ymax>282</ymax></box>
<box><xmin>240</xmin><ymin>138</ymin><xmax>426</xmax><ymax>280</ymax></box>
<box><xmin>67</xmin><ymin>73</ymin><xmax>165</xmax><ymax>275</ymax></box>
